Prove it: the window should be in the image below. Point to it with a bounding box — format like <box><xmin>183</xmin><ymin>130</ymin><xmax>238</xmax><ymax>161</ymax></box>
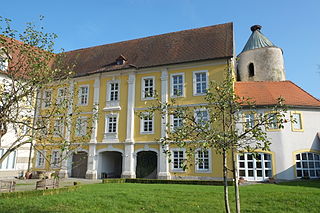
<box><xmin>75</xmin><ymin>117</ymin><xmax>88</xmax><ymax>136</ymax></box>
<box><xmin>36</xmin><ymin>151</ymin><xmax>45</xmax><ymax>168</ymax></box>
<box><xmin>78</xmin><ymin>85</ymin><xmax>89</xmax><ymax>105</ymax></box>
<box><xmin>42</xmin><ymin>90</ymin><xmax>52</xmax><ymax>108</ymax></box>
<box><xmin>195</xmin><ymin>109</ymin><xmax>209</xmax><ymax>128</ymax></box>
<box><xmin>107</xmin><ymin>115</ymin><xmax>117</xmax><ymax>133</ymax></box>
<box><xmin>172</xmin><ymin>149</ymin><xmax>185</xmax><ymax>171</ymax></box>
<box><xmin>244</xmin><ymin>113</ymin><xmax>255</xmax><ymax>129</ymax></box>
<box><xmin>248</xmin><ymin>63</ymin><xmax>254</xmax><ymax>77</ymax></box>
<box><xmin>291</xmin><ymin>112</ymin><xmax>303</xmax><ymax>131</ymax></box>
<box><xmin>140</xmin><ymin>113</ymin><xmax>154</xmax><ymax>134</ymax></box>
<box><xmin>295</xmin><ymin>152</ymin><xmax>320</xmax><ymax>178</ymax></box>
<box><xmin>53</xmin><ymin>118</ymin><xmax>64</xmax><ymax>137</ymax></box>
<box><xmin>196</xmin><ymin>150</ymin><xmax>211</xmax><ymax>172</ymax></box>
<box><xmin>266</xmin><ymin>113</ymin><xmax>279</xmax><ymax>130</ymax></box>
<box><xmin>238</xmin><ymin>153</ymin><xmax>272</xmax><ymax>181</ymax></box>
<box><xmin>56</xmin><ymin>87</ymin><xmax>67</xmax><ymax>104</ymax></box>
<box><xmin>51</xmin><ymin>150</ymin><xmax>60</xmax><ymax>168</ymax></box>
<box><xmin>0</xmin><ymin>149</ymin><xmax>16</xmax><ymax>170</ymax></box>
<box><xmin>0</xmin><ymin>55</ymin><xmax>8</xmax><ymax>71</ymax></box>
<box><xmin>142</xmin><ymin>77</ymin><xmax>155</xmax><ymax>100</ymax></box>
<box><xmin>171</xmin><ymin>73</ymin><xmax>184</xmax><ymax>97</ymax></box>
<box><xmin>171</xmin><ymin>113</ymin><xmax>183</xmax><ymax>131</ymax></box>
<box><xmin>193</xmin><ymin>71</ymin><xmax>208</xmax><ymax>95</ymax></box>
<box><xmin>107</xmin><ymin>81</ymin><xmax>120</xmax><ymax>102</ymax></box>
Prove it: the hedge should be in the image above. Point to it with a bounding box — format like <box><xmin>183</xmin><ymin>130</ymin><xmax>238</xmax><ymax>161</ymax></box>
<box><xmin>0</xmin><ymin>185</ymin><xmax>81</xmax><ymax>199</ymax></box>
<box><xmin>102</xmin><ymin>178</ymin><xmax>233</xmax><ymax>186</ymax></box>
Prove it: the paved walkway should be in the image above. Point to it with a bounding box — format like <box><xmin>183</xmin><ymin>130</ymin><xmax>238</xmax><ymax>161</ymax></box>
<box><xmin>2</xmin><ymin>178</ymin><xmax>101</xmax><ymax>192</ymax></box>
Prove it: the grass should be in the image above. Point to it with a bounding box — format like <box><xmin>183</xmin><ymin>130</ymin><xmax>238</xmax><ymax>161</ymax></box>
<box><xmin>0</xmin><ymin>180</ymin><xmax>319</xmax><ymax>213</ymax></box>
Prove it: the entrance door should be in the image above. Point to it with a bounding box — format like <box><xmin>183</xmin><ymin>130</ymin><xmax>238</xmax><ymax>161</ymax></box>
<box><xmin>136</xmin><ymin>151</ymin><xmax>157</xmax><ymax>179</ymax></box>
<box><xmin>238</xmin><ymin>153</ymin><xmax>272</xmax><ymax>181</ymax></box>
<box><xmin>71</xmin><ymin>152</ymin><xmax>88</xmax><ymax>178</ymax></box>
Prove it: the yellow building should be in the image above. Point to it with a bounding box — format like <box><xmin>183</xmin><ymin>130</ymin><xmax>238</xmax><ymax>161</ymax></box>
<box><xmin>33</xmin><ymin>22</ymin><xmax>234</xmax><ymax>180</ymax></box>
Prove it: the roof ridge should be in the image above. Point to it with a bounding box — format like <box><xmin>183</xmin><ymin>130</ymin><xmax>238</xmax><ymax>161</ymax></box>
<box><xmin>65</xmin><ymin>22</ymin><xmax>233</xmax><ymax>54</ymax></box>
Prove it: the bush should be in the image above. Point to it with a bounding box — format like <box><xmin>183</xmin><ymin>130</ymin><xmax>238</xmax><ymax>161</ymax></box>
<box><xmin>102</xmin><ymin>178</ymin><xmax>233</xmax><ymax>186</ymax></box>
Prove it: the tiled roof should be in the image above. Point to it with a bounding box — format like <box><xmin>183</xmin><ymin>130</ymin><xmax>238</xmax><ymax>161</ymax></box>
<box><xmin>235</xmin><ymin>81</ymin><xmax>320</xmax><ymax>107</ymax></box>
<box><xmin>62</xmin><ymin>22</ymin><xmax>234</xmax><ymax>77</ymax></box>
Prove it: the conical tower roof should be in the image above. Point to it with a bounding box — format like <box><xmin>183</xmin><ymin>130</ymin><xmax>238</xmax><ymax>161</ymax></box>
<box><xmin>240</xmin><ymin>25</ymin><xmax>275</xmax><ymax>53</ymax></box>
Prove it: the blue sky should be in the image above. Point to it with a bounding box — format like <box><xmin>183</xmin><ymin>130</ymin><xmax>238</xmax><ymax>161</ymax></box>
<box><xmin>1</xmin><ymin>0</ymin><xmax>319</xmax><ymax>98</ymax></box>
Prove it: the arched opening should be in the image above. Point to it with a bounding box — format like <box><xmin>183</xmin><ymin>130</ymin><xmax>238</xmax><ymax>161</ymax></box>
<box><xmin>136</xmin><ymin>151</ymin><xmax>157</xmax><ymax>179</ymax></box>
<box><xmin>71</xmin><ymin>151</ymin><xmax>88</xmax><ymax>178</ymax></box>
<box><xmin>248</xmin><ymin>63</ymin><xmax>255</xmax><ymax>77</ymax></box>
<box><xmin>99</xmin><ymin>151</ymin><xmax>123</xmax><ymax>178</ymax></box>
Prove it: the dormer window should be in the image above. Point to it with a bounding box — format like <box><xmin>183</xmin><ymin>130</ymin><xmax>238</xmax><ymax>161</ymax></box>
<box><xmin>248</xmin><ymin>63</ymin><xmax>254</xmax><ymax>77</ymax></box>
<box><xmin>115</xmin><ymin>55</ymin><xmax>127</xmax><ymax>65</ymax></box>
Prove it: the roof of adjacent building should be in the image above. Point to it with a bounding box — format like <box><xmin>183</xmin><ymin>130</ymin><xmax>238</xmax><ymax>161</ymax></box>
<box><xmin>62</xmin><ymin>22</ymin><xmax>234</xmax><ymax>77</ymax></box>
<box><xmin>240</xmin><ymin>25</ymin><xmax>275</xmax><ymax>54</ymax></box>
<box><xmin>235</xmin><ymin>81</ymin><xmax>320</xmax><ymax>108</ymax></box>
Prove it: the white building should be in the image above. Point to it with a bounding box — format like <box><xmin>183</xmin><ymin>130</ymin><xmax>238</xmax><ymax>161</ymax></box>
<box><xmin>236</xmin><ymin>25</ymin><xmax>320</xmax><ymax>181</ymax></box>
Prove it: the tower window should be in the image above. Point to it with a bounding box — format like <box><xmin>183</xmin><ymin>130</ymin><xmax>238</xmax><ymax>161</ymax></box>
<box><xmin>248</xmin><ymin>63</ymin><xmax>254</xmax><ymax>77</ymax></box>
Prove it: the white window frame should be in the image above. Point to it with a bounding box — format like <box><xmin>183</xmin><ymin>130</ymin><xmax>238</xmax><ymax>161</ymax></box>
<box><xmin>51</xmin><ymin>150</ymin><xmax>60</xmax><ymax>168</ymax></box>
<box><xmin>171</xmin><ymin>148</ymin><xmax>186</xmax><ymax>172</ymax></box>
<box><xmin>238</xmin><ymin>152</ymin><xmax>273</xmax><ymax>181</ymax></box>
<box><xmin>194</xmin><ymin>108</ymin><xmax>209</xmax><ymax>128</ymax></box>
<box><xmin>42</xmin><ymin>89</ymin><xmax>52</xmax><ymax>108</ymax></box>
<box><xmin>106</xmin><ymin>114</ymin><xmax>118</xmax><ymax>134</ymax></box>
<box><xmin>170</xmin><ymin>112</ymin><xmax>183</xmax><ymax>131</ymax></box>
<box><xmin>140</xmin><ymin>112</ymin><xmax>154</xmax><ymax>134</ymax></box>
<box><xmin>78</xmin><ymin>85</ymin><xmax>89</xmax><ymax>106</ymax></box>
<box><xmin>75</xmin><ymin>116</ymin><xmax>88</xmax><ymax>137</ymax></box>
<box><xmin>244</xmin><ymin>112</ymin><xmax>255</xmax><ymax>130</ymax></box>
<box><xmin>107</xmin><ymin>80</ymin><xmax>120</xmax><ymax>102</ymax></box>
<box><xmin>35</xmin><ymin>150</ymin><xmax>46</xmax><ymax>169</ymax></box>
<box><xmin>170</xmin><ymin>73</ymin><xmax>185</xmax><ymax>97</ymax></box>
<box><xmin>53</xmin><ymin>118</ymin><xmax>64</xmax><ymax>137</ymax></box>
<box><xmin>141</xmin><ymin>76</ymin><xmax>155</xmax><ymax>100</ymax></box>
<box><xmin>56</xmin><ymin>87</ymin><xmax>67</xmax><ymax>105</ymax></box>
<box><xmin>193</xmin><ymin>70</ymin><xmax>208</xmax><ymax>96</ymax></box>
<box><xmin>295</xmin><ymin>152</ymin><xmax>320</xmax><ymax>178</ymax></box>
<box><xmin>103</xmin><ymin>113</ymin><xmax>119</xmax><ymax>142</ymax></box>
<box><xmin>195</xmin><ymin>149</ymin><xmax>212</xmax><ymax>173</ymax></box>
<box><xmin>0</xmin><ymin>149</ymin><xmax>16</xmax><ymax>170</ymax></box>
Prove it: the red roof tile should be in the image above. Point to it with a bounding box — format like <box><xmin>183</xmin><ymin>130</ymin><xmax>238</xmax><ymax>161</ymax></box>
<box><xmin>235</xmin><ymin>81</ymin><xmax>320</xmax><ymax>107</ymax></box>
<box><xmin>62</xmin><ymin>23</ymin><xmax>234</xmax><ymax>77</ymax></box>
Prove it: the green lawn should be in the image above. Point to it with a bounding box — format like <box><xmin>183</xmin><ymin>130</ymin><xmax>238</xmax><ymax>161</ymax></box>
<box><xmin>0</xmin><ymin>180</ymin><xmax>319</xmax><ymax>213</ymax></box>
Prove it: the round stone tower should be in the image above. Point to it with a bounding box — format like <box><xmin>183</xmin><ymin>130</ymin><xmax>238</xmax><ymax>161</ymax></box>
<box><xmin>237</xmin><ymin>25</ymin><xmax>286</xmax><ymax>81</ymax></box>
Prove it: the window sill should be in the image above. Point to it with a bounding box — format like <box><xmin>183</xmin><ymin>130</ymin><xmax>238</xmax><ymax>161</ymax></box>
<box><xmin>193</xmin><ymin>93</ymin><xmax>206</xmax><ymax>97</ymax></box>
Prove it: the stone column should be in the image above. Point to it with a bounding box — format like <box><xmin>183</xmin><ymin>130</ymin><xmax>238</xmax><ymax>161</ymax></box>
<box><xmin>158</xmin><ymin>69</ymin><xmax>171</xmax><ymax>179</ymax></box>
<box><xmin>90</xmin><ymin>75</ymin><xmax>100</xmax><ymax>143</ymax></box>
<box><xmin>122</xmin><ymin>72</ymin><xmax>136</xmax><ymax>178</ymax></box>
<box><xmin>86</xmin><ymin>76</ymin><xmax>100</xmax><ymax>179</ymax></box>
<box><xmin>59</xmin><ymin>80</ymin><xmax>75</xmax><ymax>178</ymax></box>
<box><xmin>122</xmin><ymin>143</ymin><xmax>136</xmax><ymax>178</ymax></box>
<box><xmin>86</xmin><ymin>143</ymin><xmax>97</xmax><ymax>179</ymax></box>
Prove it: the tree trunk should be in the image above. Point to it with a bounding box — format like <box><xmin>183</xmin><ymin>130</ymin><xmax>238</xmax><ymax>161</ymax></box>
<box><xmin>223</xmin><ymin>149</ymin><xmax>231</xmax><ymax>213</ymax></box>
<box><xmin>232</xmin><ymin>148</ymin><xmax>241</xmax><ymax>213</ymax></box>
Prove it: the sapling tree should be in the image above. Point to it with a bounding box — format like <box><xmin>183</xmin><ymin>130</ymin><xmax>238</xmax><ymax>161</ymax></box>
<box><xmin>0</xmin><ymin>17</ymin><xmax>94</xmax><ymax>178</ymax></box>
<box><xmin>142</xmin><ymin>67</ymin><xmax>287</xmax><ymax>213</ymax></box>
